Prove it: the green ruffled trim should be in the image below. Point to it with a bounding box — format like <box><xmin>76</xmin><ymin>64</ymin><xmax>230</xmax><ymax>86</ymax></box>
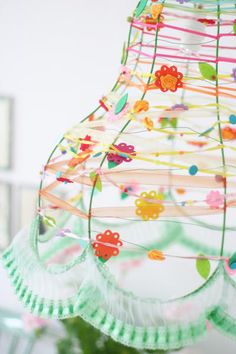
<box><xmin>1</xmin><ymin>247</ymin><xmax>205</xmax><ymax>350</ymax></box>
<box><xmin>2</xmin><ymin>246</ymin><xmax>236</xmax><ymax>350</ymax></box>
<box><xmin>209</xmin><ymin>307</ymin><xmax>236</xmax><ymax>339</ymax></box>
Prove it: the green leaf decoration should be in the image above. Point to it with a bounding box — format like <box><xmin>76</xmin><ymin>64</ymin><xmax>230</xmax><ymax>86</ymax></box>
<box><xmin>115</xmin><ymin>93</ymin><xmax>128</xmax><ymax>115</ymax></box>
<box><xmin>93</xmin><ymin>152</ymin><xmax>102</xmax><ymax>158</ymax></box>
<box><xmin>170</xmin><ymin>118</ymin><xmax>177</xmax><ymax>129</ymax></box>
<box><xmin>233</xmin><ymin>22</ymin><xmax>236</xmax><ymax>35</ymax></box>
<box><xmin>160</xmin><ymin>117</ymin><xmax>169</xmax><ymax>128</ymax></box>
<box><xmin>70</xmin><ymin>146</ymin><xmax>77</xmax><ymax>153</ymax></box>
<box><xmin>121</xmin><ymin>42</ymin><xmax>127</xmax><ymax>64</ymax></box>
<box><xmin>199</xmin><ymin>126</ymin><xmax>214</xmax><ymax>137</ymax></box>
<box><xmin>131</xmin><ymin>30</ymin><xmax>140</xmax><ymax>45</ymax></box>
<box><xmin>199</xmin><ymin>62</ymin><xmax>217</xmax><ymax>81</ymax></box>
<box><xmin>121</xmin><ymin>192</ymin><xmax>129</xmax><ymax>200</ymax></box>
<box><xmin>108</xmin><ymin>161</ymin><xmax>118</xmax><ymax>169</ymax></box>
<box><xmin>43</xmin><ymin>216</ymin><xmax>56</xmax><ymax>228</ymax></box>
<box><xmin>134</xmin><ymin>0</ymin><xmax>148</xmax><ymax>17</ymax></box>
<box><xmin>89</xmin><ymin>172</ymin><xmax>102</xmax><ymax>192</ymax></box>
<box><xmin>196</xmin><ymin>254</ymin><xmax>211</xmax><ymax>280</ymax></box>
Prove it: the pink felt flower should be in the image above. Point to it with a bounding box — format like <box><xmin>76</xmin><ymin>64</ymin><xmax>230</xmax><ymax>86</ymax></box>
<box><xmin>206</xmin><ymin>190</ymin><xmax>224</xmax><ymax>209</ymax></box>
<box><xmin>120</xmin><ymin>65</ymin><xmax>132</xmax><ymax>80</ymax></box>
<box><xmin>225</xmin><ymin>258</ymin><xmax>236</xmax><ymax>276</ymax></box>
<box><xmin>107</xmin><ymin>103</ymin><xmax>130</xmax><ymax>122</ymax></box>
<box><xmin>120</xmin><ymin>182</ymin><xmax>139</xmax><ymax>199</ymax></box>
<box><xmin>107</xmin><ymin>142</ymin><xmax>136</xmax><ymax>166</ymax></box>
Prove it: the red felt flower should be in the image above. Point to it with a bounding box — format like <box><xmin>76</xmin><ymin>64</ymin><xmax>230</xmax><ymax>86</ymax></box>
<box><xmin>92</xmin><ymin>230</ymin><xmax>123</xmax><ymax>261</ymax></box>
<box><xmin>155</xmin><ymin>65</ymin><xmax>183</xmax><ymax>92</ymax></box>
<box><xmin>80</xmin><ymin>135</ymin><xmax>93</xmax><ymax>152</ymax></box>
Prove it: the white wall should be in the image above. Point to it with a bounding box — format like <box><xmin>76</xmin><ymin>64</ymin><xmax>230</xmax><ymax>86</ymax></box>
<box><xmin>0</xmin><ymin>0</ymin><xmax>137</xmax><ymax>184</ymax></box>
<box><xmin>0</xmin><ymin>1</ymin><xmax>236</xmax><ymax>353</ymax></box>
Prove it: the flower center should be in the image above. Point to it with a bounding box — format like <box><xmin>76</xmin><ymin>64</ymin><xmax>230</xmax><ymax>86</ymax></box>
<box><xmin>160</xmin><ymin>74</ymin><xmax>178</xmax><ymax>90</ymax></box>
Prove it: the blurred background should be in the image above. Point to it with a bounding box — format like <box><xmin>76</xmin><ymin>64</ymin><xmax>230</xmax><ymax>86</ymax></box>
<box><xmin>0</xmin><ymin>0</ymin><xmax>235</xmax><ymax>353</ymax></box>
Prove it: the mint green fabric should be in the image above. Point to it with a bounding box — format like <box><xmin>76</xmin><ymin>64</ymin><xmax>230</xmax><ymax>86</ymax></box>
<box><xmin>1</xmin><ymin>217</ymin><xmax>236</xmax><ymax>350</ymax></box>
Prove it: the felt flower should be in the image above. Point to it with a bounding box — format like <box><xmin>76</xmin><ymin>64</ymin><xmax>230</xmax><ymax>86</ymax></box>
<box><xmin>231</xmin><ymin>67</ymin><xmax>236</xmax><ymax>82</ymax></box>
<box><xmin>151</xmin><ymin>4</ymin><xmax>163</xmax><ymax>20</ymax></box>
<box><xmin>171</xmin><ymin>104</ymin><xmax>189</xmax><ymax>111</ymax></box>
<box><xmin>176</xmin><ymin>188</ymin><xmax>186</xmax><ymax>195</ymax></box>
<box><xmin>148</xmin><ymin>249</ymin><xmax>165</xmax><ymax>261</ymax></box>
<box><xmin>107</xmin><ymin>142</ymin><xmax>136</xmax><ymax>167</ymax></box>
<box><xmin>135</xmin><ymin>191</ymin><xmax>165</xmax><ymax>221</ymax></box>
<box><xmin>145</xmin><ymin>16</ymin><xmax>158</xmax><ymax>31</ymax></box>
<box><xmin>107</xmin><ymin>103</ymin><xmax>130</xmax><ymax>122</ymax></box>
<box><xmin>155</xmin><ymin>65</ymin><xmax>183</xmax><ymax>92</ymax></box>
<box><xmin>133</xmin><ymin>100</ymin><xmax>149</xmax><ymax>113</ymax></box>
<box><xmin>143</xmin><ymin>117</ymin><xmax>154</xmax><ymax>131</ymax></box>
<box><xmin>92</xmin><ymin>230</ymin><xmax>123</xmax><ymax>261</ymax></box>
<box><xmin>120</xmin><ymin>182</ymin><xmax>139</xmax><ymax>200</ymax></box>
<box><xmin>120</xmin><ymin>65</ymin><xmax>131</xmax><ymax>80</ymax></box>
<box><xmin>206</xmin><ymin>191</ymin><xmax>224</xmax><ymax>209</ymax></box>
<box><xmin>221</xmin><ymin>126</ymin><xmax>236</xmax><ymax>140</ymax></box>
<box><xmin>225</xmin><ymin>252</ymin><xmax>236</xmax><ymax>275</ymax></box>
<box><xmin>145</xmin><ymin>15</ymin><xmax>164</xmax><ymax>32</ymax></box>
<box><xmin>80</xmin><ymin>135</ymin><xmax>93</xmax><ymax>151</ymax></box>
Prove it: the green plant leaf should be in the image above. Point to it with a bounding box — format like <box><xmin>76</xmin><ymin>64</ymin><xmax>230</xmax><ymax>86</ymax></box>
<box><xmin>134</xmin><ymin>0</ymin><xmax>148</xmax><ymax>17</ymax></box>
<box><xmin>115</xmin><ymin>93</ymin><xmax>128</xmax><ymax>115</ymax></box>
<box><xmin>43</xmin><ymin>215</ymin><xmax>56</xmax><ymax>228</ymax></box>
<box><xmin>196</xmin><ymin>254</ymin><xmax>211</xmax><ymax>280</ymax></box>
<box><xmin>89</xmin><ymin>171</ymin><xmax>102</xmax><ymax>192</ymax></box>
<box><xmin>199</xmin><ymin>62</ymin><xmax>216</xmax><ymax>81</ymax></box>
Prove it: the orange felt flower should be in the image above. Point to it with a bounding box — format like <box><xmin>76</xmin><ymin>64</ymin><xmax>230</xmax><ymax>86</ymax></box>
<box><xmin>148</xmin><ymin>249</ymin><xmax>165</xmax><ymax>261</ymax></box>
<box><xmin>151</xmin><ymin>4</ymin><xmax>163</xmax><ymax>19</ymax></box>
<box><xmin>221</xmin><ymin>126</ymin><xmax>236</xmax><ymax>140</ymax></box>
<box><xmin>145</xmin><ymin>15</ymin><xmax>164</xmax><ymax>32</ymax></box>
<box><xmin>143</xmin><ymin>117</ymin><xmax>154</xmax><ymax>131</ymax></box>
<box><xmin>133</xmin><ymin>100</ymin><xmax>149</xmax><ymax>113</ymax></box>
<box><xmin>155</xmin><ymin>65</ymin><xmax>183</xmax><ymax>92</ymax></box>
<box><xmin>135</xmin><ymin>191</ymin><xmax>165</xmax><ymax>221</ymax></box>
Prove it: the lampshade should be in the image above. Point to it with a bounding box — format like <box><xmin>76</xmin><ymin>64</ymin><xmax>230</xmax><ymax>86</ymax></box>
<box><xmin>2</xmin><ymin>0</ymin><xmax>236</xmax><ymax>350</ymax></box>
